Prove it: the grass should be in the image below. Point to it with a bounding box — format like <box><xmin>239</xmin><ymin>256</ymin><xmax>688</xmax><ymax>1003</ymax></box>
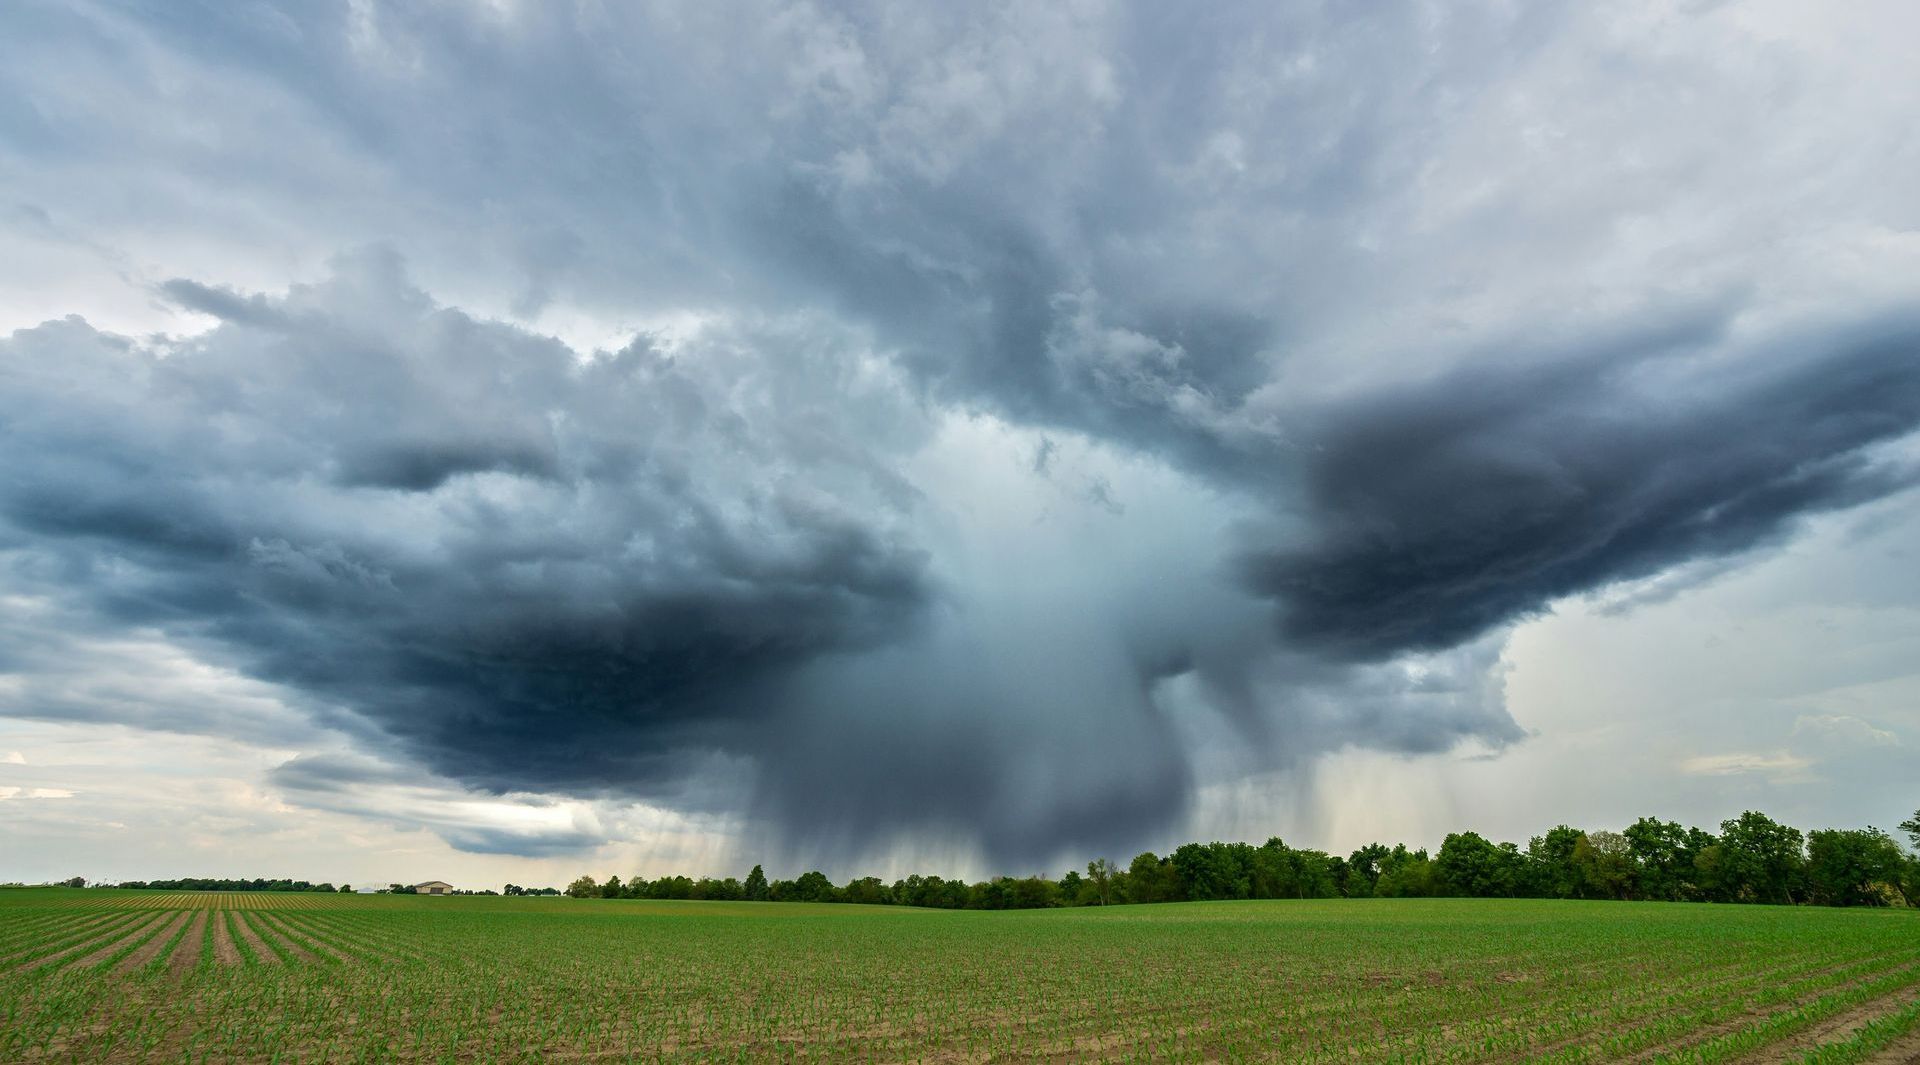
<box><xmin>1</xmin><ymin>889</ymin><xmax>1917</xmax><ymax>1062</ymax></box>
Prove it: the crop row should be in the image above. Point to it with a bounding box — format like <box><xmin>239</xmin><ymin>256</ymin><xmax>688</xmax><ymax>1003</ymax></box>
<box><xmin>2</xmin><ymin>893</ymin><xmax>1917</xmax><ymax>1062</ymax></box>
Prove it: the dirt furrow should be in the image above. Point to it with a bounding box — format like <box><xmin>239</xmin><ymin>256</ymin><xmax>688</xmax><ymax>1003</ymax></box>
<box><xmin>1740</xmin><ymin>989</ymin><xmax>1920</xmax><ymax>1064</ymax></box>
<box><xmin>257</xmin><ymin>913</ymin><xmax>351</xmax><ymax>964</ymax></box>
<box><xmin>302</xmin><ymin>915</ymin><xmax>424</xmax><ymax>964</ymax></box>
<box><xmin>23</xmin><ymin>911</ymin><xmax>169</xmax><ymax>974</ymax></box>
<box><xmin>4</xmin><ymin>912</ymin><xmax>155</xmax><ymax>974</ymax></box>
<box><xmin>165</xmin><ymin>911</ymin><xmax>210</xmax><ymax>978</ymax></box>
<box><xmin>0</xmin><ymin>911</ymin><xmax>133</xmax><ymax>964</ymax></box>
<box><xmin>1862</xmin><ymin>1024</ymin><xmax>1920</xmax><ymax>1064</ymax></box>
<box><xmin>211</xmin><ymin>910</ymin><xmax>241</xmax><ymax>966</ymax></box>
<box><xmin>110</xmin><ymin>911</ymin><xmax>192</xmax><ymax>975</ymax></box>
<box><xmin>230</xmin><ymin>911</ymin><xmax>283</xmax><ymax>965</ymax></box>
<box><xmin>247</xmin><ymin>912</ymin><xmax>319</xmax><ymax>963</ymax></box>
<box><xmin>1603</xmin><ymin>958</ymin><xmax>1920</xmax><ymax>1065</ymax></box>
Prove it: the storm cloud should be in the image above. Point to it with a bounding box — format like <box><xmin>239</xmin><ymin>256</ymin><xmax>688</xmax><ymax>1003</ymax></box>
<box><xmin>1246</xmin><ymin>314</ymin><xmax>1920</xmax><ymax>661</ymax></box>
<box><xmin>3</xmin><ymin>1</ymin><xmax>1919</xmax><ymax>869</ymax></box>
<box><xmin>0</xmin><ymin>254</ymin><xmax>932</xmax><ymax>803</ymax></box>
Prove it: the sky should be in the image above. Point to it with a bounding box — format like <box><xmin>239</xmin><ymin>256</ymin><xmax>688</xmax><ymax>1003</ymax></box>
<box><xmin>2</xmin><ymin>0</ymin><xmax>1918</xmax><ymax>890</ymax></box>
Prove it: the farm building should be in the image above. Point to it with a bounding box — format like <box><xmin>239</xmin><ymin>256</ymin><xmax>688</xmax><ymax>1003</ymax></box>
<box><xmin>414</xmin><ymin>881</ymin><xmax>454</xmax><ymax>895</ymax></box>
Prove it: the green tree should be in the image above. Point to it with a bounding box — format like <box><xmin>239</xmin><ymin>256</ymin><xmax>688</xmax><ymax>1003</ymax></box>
<box><xmin>1436</xmin><ymin>832</ymin><xmax>1511</xmax><ymax>897</ymax></box>
<box><xmin>744</xmin><ymin>864</ymin><xmax>769</xmax><ymax>901</ymax></box>
<box><xmin>1344</xmin><ymin>843</ymin><xmax>1392</xmax><ymax>898</ymax></box>
<box><xmin>1250</xmin><ymin>838</ymin><xmax>1295</xmax><ymax>899</ymax></box>
<box><xmin>1125</xmin><ymin>852</ymin><xmax>1181</xmax><ymax>903</ymax></box>
<box><xmin>1086</xmin><ymin>859</ymin><xmax>1116</xmax><ymax>905</ymax></box>
<box><xmin>1900</xmin><ymin>810</ymin><xmax>1920</xmax><ymax>851</ymax></box>
<box><xmin>1623</xmin><ymin>817</ymin><xmax>1691</xmax><ymax>900</ymax></box>
<box><xmin>842</xmin><ymin>876</ymin><xmax>891</xmax><ymax>905</ymax></box>
<box><xmin>1718</xmin><ymin>810</ymin><xmax>1806</xmax><ymax>904</ymax></box>
<box><xmin>1171</xmin><ymin>842</ymin><xmax>1250</xmax><ymax>901</ymax></box>
<box><xmin>1058</xmin><ymin>869</ymin><xmax>1085</xmax><ymax>903</ymax></box>
<box><xmin>1806</xmin><ymin>827</ymin><xmax>1906</xmax><ymax>906</ymax></box>
<box><xmin>1574</xmin><ymin>830</ymin><xmax>1638</xmax><ymax>900</ymax></box>
<box><xmin>565</xmin><ymin>875</ymin><xmax>598</xmax><ymax>899</ymax></box>
<box><xmin>1009</xmin><ymin>876</ymin><xmax>1061</xmax><ymax>908</ymax></box>
<box><xmin>1374</xmin><ymin>847</ymin><xmax>1439</xmax><ymax>898</ymax></box>
<box><xmin>1528</xmin><ymin>826</ymin><xmax>1587</xmax><ymax>899</ymax></box>
<box><xmin>790</xmin><ymin>870</ymin><xmax>836</xmax><ymax>903</ymax></box>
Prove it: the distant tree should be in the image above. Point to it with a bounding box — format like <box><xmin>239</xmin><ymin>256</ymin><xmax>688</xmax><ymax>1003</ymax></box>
<box><xmin>1437</xmin><ymin>832</ymin><xmax>1510</xmax><ymax>897</ymax></box>
<box><xmin>1900</xmin><ymin>810</ymin><xmax>1920</xmax><ymax>851</ymax></box>
<box><xmin>703</xmin><ymin>877</ymin><xmax>745</xmax><ymax>901</ymax></box>
<box><xmin>599</xmin><ymin>875</ymin><xmax>624</xmax><ymax>899</ymax></box>
<box><xmin>340</xmin><ymin>884</ymin><xmax>352</xmax><ymax>894</ymax></box>
<box><xmin>790</xmin><ymin>870</ymin><xmax>836</xmax><ymax>903</ymax></box>
<box><xmin>1344</xmin><ymin>843</ymin><xmax>1392</xmax><ymax>898</ymax></box>
<box><xmin>1058</xmin><ymin>869</ymin><xmax>1084</xmax><ymax>902</ymax></box>
<box><xmin>843</xmin><ymin>876</ymin><xmax>891</xmax><ymax>905</ymax></box>
<box><xmin>1085</xmin><ymin>859</ymin><xmax>1116</xmax><ymax>905</ymax></box>
<box><xmin>61</xmin><ymin>876</ymin><xmax>86</xmax><ymax>889</ymax></box>
<box><xmin>1718</xmin><ymin>811</ymin><xmax>1806</xmax><ymax>905</ymax></box>
<box><xmin>649</xmin><ymin>875</ymin><xmax>694</xmax><ymax>900</ymax></box>
<box><xmin>565</xmin><ymin>875</ymin><xmax>598</xmax><ymax>899</ymax></box>
<box><xmin>1374</xmin><ymin>846</ymin><xmax>1439</xmax><ymax>898</ymax></box>
<box><xmin>1172</xmin><ymin>842</ymin><xmax>1252</xmax><ymax>901</ymax></box>
<box><xmin>1806</xmin><ymin>828</ymin><xmax>1907</xmax><ymax>907</ymax></box>
<box><xmin>1009</xmin><ymin>876</ymin><xmax>1061</xmax><ymax>909</ymax></box>
<box><xmin>1250</xmin><ymin>839</ymin><xmax>1296</xmax><ymax>899</ymax></box>
<box><xmin>1574</xmin><ymin>831</ymin><xmax>1637</xmax><ymax>901</ymax></box>
<box><xmin>744</xmin><ymin>864</ymin><xmax>769</xmax><ymax>901</ymax></box>
<box><xmin>1124</xmin><ymin>853</ymin><xmax>1180</xmax><ymax>904</ymax></box>
<box><xmin>1288</xmin><ymin>848</ymin><xmax>1342</xmax><ymax>900</ymax></box>
<box><xmin>1623</xmin><ymin>818</ymin><xmax>1692</xmax><ymax>901</ymax></box>
<box><xmin>1527</xmin><ymin>826</ymin><xmax>1587</xmax><ymax>899</ymax></box>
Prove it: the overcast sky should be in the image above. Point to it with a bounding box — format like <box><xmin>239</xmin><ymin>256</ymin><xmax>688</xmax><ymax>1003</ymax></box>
<box><xmin>3</xmin><ymin>0</ymin><xmax>1918</xmax><ymax>889</ymax></box>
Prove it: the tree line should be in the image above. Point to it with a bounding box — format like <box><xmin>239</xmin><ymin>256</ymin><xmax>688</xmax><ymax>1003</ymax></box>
<box><xmin>111</xmin><ymin>877</ymin><xmax>349</xmax><ymax>893</ymax></box>
<box><xmin>564</xmin><ymin>809</ymin><xmax>1920</xmax><ymax>910</ymax></box>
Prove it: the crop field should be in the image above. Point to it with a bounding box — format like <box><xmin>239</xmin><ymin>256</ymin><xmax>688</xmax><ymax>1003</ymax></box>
<box><xmin>1</xmin><ymin>890</ymin><xmax>1918</xmax><ymax>1063</ymax></box>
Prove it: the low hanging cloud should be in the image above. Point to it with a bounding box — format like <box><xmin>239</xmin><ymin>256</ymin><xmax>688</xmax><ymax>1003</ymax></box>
<box><xmin>1243</xmin><ymin>313</ymin><xmax>1920</xmax><ymax>661</ymax></box>
<box><xmin>1</xmin><ymin>252</ymin><xmax>933</xmax><ymax>810</ymax></box>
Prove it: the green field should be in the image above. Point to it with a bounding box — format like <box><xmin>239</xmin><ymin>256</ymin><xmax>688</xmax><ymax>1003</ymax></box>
<box><xmin>2</xmin><ymin>890</ymin><xmax>1919</xmax><ymax>1062</ymax></box>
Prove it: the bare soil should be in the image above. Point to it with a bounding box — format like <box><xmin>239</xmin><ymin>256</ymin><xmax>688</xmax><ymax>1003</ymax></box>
<box><xmin>246</xmin><ymin>913</ymin><xmax>318</xmax><ymax>963</ymax></box>
<box><xmin>210</xmin><ymin>911</ymin><xmax>240</xmax><ymax>966</ymax></box>
<box><xmin>33</xmin><ymin>912</ymin><xmax>170</xmax><ymax>973</ymax></box>
<box><xmin>1862</xmin><ymin>1025</ymin><xmax>1920</xmax><ymax>1064</ymax></box>
<box><xmin>111</xmin><ymin>912</ymin><xmax>191</xmax><ymax>975</ymax></box>
<box><xmin>166</xmin><ymin>911</ymin><xmax>208</xmax><ymax>978</ymax></box>
<box><xmin>229</xmin><ymin>911</ymin><xmax>282</xmax><ymax>965</ymax></box>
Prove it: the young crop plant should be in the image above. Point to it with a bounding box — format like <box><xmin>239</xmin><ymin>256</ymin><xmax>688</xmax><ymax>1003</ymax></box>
<box><xmin>0</xmin><ymin>889</ymin><xmax>1917</xmax><ymax>1061</ymax></box>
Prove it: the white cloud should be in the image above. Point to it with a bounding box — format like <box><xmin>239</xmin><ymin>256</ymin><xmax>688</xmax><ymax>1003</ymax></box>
<box><xmin>1794</xmin><ymin>714</ymin><xmax>1901</xmax><ymax>748</ymax></box>
<box><xmin>0</xmin><ymin>786</ymin><xmax>75</xmax><ymax>801</ymax></box>
<box><xmin>1679</xmin><ymin>751</ymin><xmax>1813</xmax><ymax>778</ymax></box>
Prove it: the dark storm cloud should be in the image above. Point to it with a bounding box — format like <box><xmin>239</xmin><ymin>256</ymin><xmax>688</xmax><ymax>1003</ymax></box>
<box><xmin>0</xmin><ymin>253</ymin><xmax>932</xmax><ymax>805</ymax></box>
<box><xmin>1243</xmin><ymin>316</ymin><xmax>1920</xmax><ymax>661</ymax></box>
<box><xmin>269</xmin><ymin>753</ymin><xmax>416</xmax><ymax>794</ymax></box>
